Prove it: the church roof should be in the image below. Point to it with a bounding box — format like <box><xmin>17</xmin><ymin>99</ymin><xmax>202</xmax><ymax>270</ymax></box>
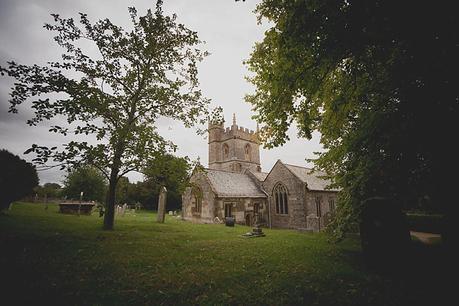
<box><xmin>283</xmin><ymin>163</ymin><xmax>339</xmax><ymax>192</ymax></box>
<box><xmin>204</xmin><ymin>169</ymin><xmax>267</xmax><ymax>198</ymax></box>
<box><xmin>246</xmin><ymin>170</ymin><xmax>269</xmax><ymax>182</ymax></box>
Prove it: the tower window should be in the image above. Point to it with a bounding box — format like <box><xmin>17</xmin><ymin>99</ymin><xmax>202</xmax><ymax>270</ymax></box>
<box><xmin>223</xmin><ymin>143</ymin><xmax>229</xmax><ymax>159</ymax></box>
<box><xmin>244</xmin><ymin>144</ymin><xmax>251</xmax><ymax>161</ymax></box>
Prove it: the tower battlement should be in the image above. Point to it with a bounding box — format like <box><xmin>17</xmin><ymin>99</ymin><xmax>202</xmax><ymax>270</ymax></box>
<box><xmin>208</xmin><ymin>113</ymin><xmax>261</xmax><ymax>173</ymax></box>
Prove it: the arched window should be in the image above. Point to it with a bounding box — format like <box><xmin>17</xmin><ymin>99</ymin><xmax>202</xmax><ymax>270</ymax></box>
<box><xmin>192</xmin><ymin>186</ymin><xmax>202</xmax><ymax>214</ymax></box>
<box><xmin>328</xmin><ymin>198</ymin><xmax>335</xmax><ymax>213</ymax></box>
<box><xmin>244</xmin><ymin>144</ymin><xmax>251</xmax><ymax>161</ymax></box>
<box><xmin>273</xmin><ymin>183</ymin><xmax>288</xmax><ymax>214</ymax></box>
<box><xmin>223</xmin><ymin>143</ymin><xmax>229</xmax><ymax>159</ymax></box>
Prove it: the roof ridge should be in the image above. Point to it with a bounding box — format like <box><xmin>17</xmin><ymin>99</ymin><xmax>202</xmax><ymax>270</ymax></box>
<box><xmin>246</xmin><ymin>169</ymin><xmax>269</xmax><ymax>175</ymax></box>
<box><xmin>283</xmin><ymin>163</ymin><xmax>314</xmax><ymax>170</ymax></box>
<box><xmin>205</xmin><ymin>168</ymin><xmax>246</xmax><ymax>174</ymax></box>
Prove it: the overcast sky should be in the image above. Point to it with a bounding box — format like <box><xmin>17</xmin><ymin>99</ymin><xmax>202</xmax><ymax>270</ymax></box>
<box><xmin>0</xmin><ymin>0</ymin><xmax>323</xmax><ymax>185</ymax></box>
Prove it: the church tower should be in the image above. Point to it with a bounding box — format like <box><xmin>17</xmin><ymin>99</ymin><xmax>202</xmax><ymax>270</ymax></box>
<box><xmin>208</xmin><ymin>114</ymin><xmax>261</xmax><ymax>173</ymax></box>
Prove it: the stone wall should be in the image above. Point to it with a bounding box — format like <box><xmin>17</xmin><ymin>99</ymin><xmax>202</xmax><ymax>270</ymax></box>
<box><xmin>182</xmin><ymin>170</ymin><xmax>216</xmax><ymax>223</ymax></box>
<box><xmin>262</xmin><ymin>161</ymin><xmax>307</xmax><ymax>229</ymax></box>
<box><xmin>214</xmin><ymin>197</ymin><xmax>267</xmax><ymax>225</ymax></box>
<box><xmin>305</xmin><ymin>190</ymin><xmax>337</xmax><ymax>232</ymax></box>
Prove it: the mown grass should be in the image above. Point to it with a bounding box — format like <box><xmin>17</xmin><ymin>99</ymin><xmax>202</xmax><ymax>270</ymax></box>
<box><xmin>0</xmin><ymin>202</ymin><xmax>451</xmax><ymax>305</ymax></box>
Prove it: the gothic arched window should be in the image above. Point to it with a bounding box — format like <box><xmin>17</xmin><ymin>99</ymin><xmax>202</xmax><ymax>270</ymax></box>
<box><xmin>223</xmin><ymin>143</ymin><xmax>229</xmax><ymax>159</ymax></box>
<box><xmin>244</xmin><ymin>144</ymin><xmax>251</xmax><ymax>161</ymax></box>
<box><xmin>273</xmin><ymin>183</ymin><xmax>288</xmax><ymax>215</ymax></box>
<box><xmin>192</xmin><ymin>186</ymin><xmax>202</xmax><ymax>214</ymax></box>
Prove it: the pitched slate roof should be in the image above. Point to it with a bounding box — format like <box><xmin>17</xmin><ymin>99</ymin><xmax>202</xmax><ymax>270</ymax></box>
<box><xmin>204</xmin><ymin>168</ymin><xmax>267</xmax><ymax>198</ymax></box>
<box><xmin>283</xmin><ymin>163</ymin><xmax>339</xmax><ymax>192</ymax></box>
<box><xmin>247</xmin><ymin>170</ymin><xmax>269</xmax><ymax>182</ymax></box>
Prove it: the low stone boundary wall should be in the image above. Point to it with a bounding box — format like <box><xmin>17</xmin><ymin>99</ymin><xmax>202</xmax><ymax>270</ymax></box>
<box><xmin>59</xmin><ymin>202</ymin><xmax>95</xmax><ymax>215</ymax></box>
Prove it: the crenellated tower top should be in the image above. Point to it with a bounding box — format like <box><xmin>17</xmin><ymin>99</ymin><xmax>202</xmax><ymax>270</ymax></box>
<box><xmin>208</xmin><ymin>113</ymin><xmax>261</xmax><ymax>173</ymax></box>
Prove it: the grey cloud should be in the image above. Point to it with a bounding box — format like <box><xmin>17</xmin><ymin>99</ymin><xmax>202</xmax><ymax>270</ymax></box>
<box><xmin>0</xmin><ymin>0</ymin><xmax>323</xmax><ymax>185</ymax></box>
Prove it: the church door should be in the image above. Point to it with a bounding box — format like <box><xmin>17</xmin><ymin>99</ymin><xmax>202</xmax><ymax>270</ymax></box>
<box><xmin>224</xmin><ymin>203</ymin><xmax>233</xmax><ymax>218</ymax></box>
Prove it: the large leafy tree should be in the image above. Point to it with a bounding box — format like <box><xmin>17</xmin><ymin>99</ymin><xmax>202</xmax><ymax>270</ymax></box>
<box><xmin>0</xmin><ymin>149</ymin><xmax>39</xmax><ymax>211</ymax></box>
<box><xmin>142</xmin><ymin>153</ymin><xmax>192</xmax><ymax>211</ymax></box>
<box><xmin>246</xmin><ymin>1</ymin><xmax>457</xmax><ymax>239</ymax></box>
<box><xmin>62</xmin><ymin>166</ymin><xmax>107</xmax><ymax>203</ymax></box>
<box><xmin>1</xmin><ymin>1</ymin><xmax>213</xmax><ymax>229</ymax></box>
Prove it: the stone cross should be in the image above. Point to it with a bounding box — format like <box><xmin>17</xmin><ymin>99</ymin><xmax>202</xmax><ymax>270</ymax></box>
<box><xmin>157</xmin><ymin>186</ymin><xmax>167</xmax><ymax>223</ymax></box>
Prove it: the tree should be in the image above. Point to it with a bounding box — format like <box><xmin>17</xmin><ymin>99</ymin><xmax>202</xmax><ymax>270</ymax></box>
<box><xmin>34</xmin><ymin>183</ymin><xmax>62</xmax><ymax>201</ymax></box>
<box><xmin>142</xmin><ymin>154</ymin><xmax>192</xmax><ymax>211</ymax></box>
<box><xmin>129</xmin><ymin>181</ymin><xmax>155</xmax><ymax>210</ymax></box>
<box><xmin>62</xmin><ymin>166</ymin><xmax>107</xmax><ymax>203</ymax></box>
<box><xmin>0</xmin><ymin>149</ymin><xmax>39</xmax><ymax>211</ymax></box>
<box><xmin>0</xmin><ymin>1</ymin><xmax>216</xmax><ymax>229</ymax></box>
<box><xmin>115</xmin><ymin>176</ymin><xmax>132</xmax><ymax>205</ymax></box>
<box><xmin>245</xmin><ymin>1</ymin><xmax>457</xmax><ymax>240</ymax></box>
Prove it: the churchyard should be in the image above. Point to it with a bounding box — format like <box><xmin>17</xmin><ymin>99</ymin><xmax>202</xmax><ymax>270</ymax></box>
<box><xmin>0</xmin><ymin>202</ymin><xmax>450</xmax><ymax>305</ymax></box>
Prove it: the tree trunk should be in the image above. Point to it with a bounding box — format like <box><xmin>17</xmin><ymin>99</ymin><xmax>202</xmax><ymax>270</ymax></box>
<box><xmin>103</xmin><ymin>170</ymin><xmax>118</xmax><ymax>230</ymax></box>
<box><xmin>103</xmin><ymin>149</ymin><xmax>123</xmax><ymax>230</ymax></box>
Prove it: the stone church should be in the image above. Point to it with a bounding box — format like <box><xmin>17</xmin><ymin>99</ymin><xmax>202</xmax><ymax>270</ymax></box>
<box><xmin>182</xmin><ymin>115</ymin><xmax>339</xmax><ymax>232</ymax></box>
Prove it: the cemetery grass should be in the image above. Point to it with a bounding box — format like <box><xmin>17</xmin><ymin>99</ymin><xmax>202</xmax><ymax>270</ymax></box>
<box><xmin>0</xmin><ymin>203</ymin><xmax>449</xmax><ymax>306</ymax></box>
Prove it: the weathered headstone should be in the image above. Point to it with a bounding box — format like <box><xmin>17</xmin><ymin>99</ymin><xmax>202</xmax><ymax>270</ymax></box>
<box><xmin>359</xmin><ymin>197</ymin><xmax>411</xmax><ymax>272</ymax></box>
<box><xmin>157</xmin><ymin>186</ymin><xmax>167</xmax><ymax>223</ymax></box>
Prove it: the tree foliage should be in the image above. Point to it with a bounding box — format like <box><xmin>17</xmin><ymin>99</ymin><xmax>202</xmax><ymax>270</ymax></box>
<box><xmin>142</xmin><ymin>153</ymin><xmax>193</xmax><ymax>211</ymax></box>
<box><xmin>62</xmin><ymin>166</ymin><xmax>107</xmax><ymax>203</ymax></box>
<box><xmin>115</xmin><ymin>176</ymin><xmax>132</xmax><ymax>205</ymax></box>
<box><xmin>246</xmin><ymin>1</ymin><xmax>458</xmax><ymax>239</ymax></box>
<box><xmin>0</xmin><ymin>149</ymin><xmax>39</xmax><ymax>210</ymax></box>
<box><xmin>0</xmin><ymin>1</ymin><xmax>215</xmax><ymax>229</ymax></box>
<box><xmin>34</xmin><ymin>183</ymin><xmax>62</xmax><ymax>200</ymax></box>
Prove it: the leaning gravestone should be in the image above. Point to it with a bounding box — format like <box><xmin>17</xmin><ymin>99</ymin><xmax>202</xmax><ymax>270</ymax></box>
<box><xmin>156</xmin><ymin>186</ymin><xmax>167</xmax><ymax>223</ymax></box>
<box><xmin>359</xmin><ymin>197</ymin><xmax>411</xmax><ymax>272</ymax></box>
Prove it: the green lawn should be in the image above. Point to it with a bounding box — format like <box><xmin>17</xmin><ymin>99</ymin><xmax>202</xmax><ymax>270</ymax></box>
<box><xmin>0</xmin><ymin>202</ymin><xmax>451</xmax><ymax>305</ymax></box>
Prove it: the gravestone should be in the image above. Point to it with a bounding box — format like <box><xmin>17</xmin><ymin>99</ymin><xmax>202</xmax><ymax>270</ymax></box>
<box><xmin>98</xmin><ymin>204</ymin><xmax>105</xmax><ymax>217</ymax></box>
<box><xmin>157</xmin><ymin>186</ymin><xmax>167</xmax><ymax>223</ymax></box>
<box><xmin>359</xmin><ymin>197</ymin><xmax>411</xmax><ymax>272</ymax></box>
<box><xmin>225</xmin><ymin>216</ymin><xmax>235</xmax><ymax>227</ymax></box>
